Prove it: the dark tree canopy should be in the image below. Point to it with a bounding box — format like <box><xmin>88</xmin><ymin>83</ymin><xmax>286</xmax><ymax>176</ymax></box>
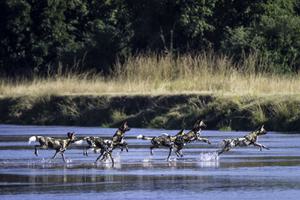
<box><xmin>1</xmin><ymin>0</ymin><xmax>300</xmax><ymax>77</ymax></box>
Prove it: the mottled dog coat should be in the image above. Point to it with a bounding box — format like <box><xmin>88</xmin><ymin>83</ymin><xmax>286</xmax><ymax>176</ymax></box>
<box><xmin>137</xmin><ymin>120</ymin><xmax>211</xmax><ymax>160</ymax></box>
<box><xmin>112</xmin><ymin>121</ymin><xmax>131</xmax><ymax>151</ymax></box>
<box><xmin>137</xmin><ymin>129</ymin><xmax>184</xmax><ymax>160</ymax></box>
<box><xmin>173</xmin><ymin>120</ymin><xmax>211</xmax><ymax>157</ymax></box>
<box><xmin>217</xmin><ymin>125</ymin><xmax>269</xmax><ymax>155</ymax></box>
<box><xmin>28</xmin><ymin>132</ymin><xmax>76</xmax><ymax>162</ymax></box>
<box><xmin>74</xmin><ymin>121</ymin><xmax>130</xmax><ymax>165</ymax></box>
<box><xmin>76</xmin><ymin>136</ymin><xmax>114</xmax><ymax>164</ymax></box>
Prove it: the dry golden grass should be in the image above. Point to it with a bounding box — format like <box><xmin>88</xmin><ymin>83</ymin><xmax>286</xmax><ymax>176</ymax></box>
<box><xmin>1</xmin><ymin>53</ymin><xmax>300</xmax><ymax>97</ymax></box>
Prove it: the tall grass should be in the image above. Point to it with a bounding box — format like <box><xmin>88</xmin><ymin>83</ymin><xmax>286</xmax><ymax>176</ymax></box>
<box><xmin>1</xmin><ymin>52</ymin><xmax>300</xmax><ymax>97</ymax></box>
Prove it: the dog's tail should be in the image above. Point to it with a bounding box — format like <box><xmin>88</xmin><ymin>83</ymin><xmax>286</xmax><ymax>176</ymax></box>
<box><xmin>28</xmin><ymin>136</ymin><xmax>37</xmax><ymax>144</ymax></box>
<box><xmin>73</xmin><ymin>139</ymin><xmax>87</xmax><ymax>146</ymax></box>
<box><xmin>137</xmin><ymin>134</ymin><xmax>152</xmax><ymax>140</ymax></box>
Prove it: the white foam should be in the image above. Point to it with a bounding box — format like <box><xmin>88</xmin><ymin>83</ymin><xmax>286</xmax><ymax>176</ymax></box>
<box><xmin>143</xmin><ymin>155</ymin><xmax>153</xmax><ymax>163</ymax></box>
<box><xmin>199</xmin><ymin>152</ymin><xmax>219</xmax><ymax>162</ymax></box>
<box><xmin>167</xmin><ymin>157</ymin><xmax>177</xmax><ymax>162</ymax></box>
<box><xmin>114</xmin><ymin>152</ymin><xmax>121</xmax><ymax>163</ymax></box>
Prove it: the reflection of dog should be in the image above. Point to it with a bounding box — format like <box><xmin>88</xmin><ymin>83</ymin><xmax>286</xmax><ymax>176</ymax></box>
<box><xmin>174</xmin><ymin>120</ymin><xmax>211</xmax><ymax>157</ymax></box>
<box><xmin>28</xmin><ymin>132</ymin><xmax>76</xmax><ymax>162</ymax></box>
<box><xmin>112</xmin><ymin>121</ymin><xmax>131</xmax><ymax>151</ymax></box>
<box><xmin>137</xmin><ymin>129</ymin><xmax>184</xmax><ymax>160</ymax></box>
<box><xmin>217</xmin><ymin>125</ymin><xmax>269</xmax><ymax>155</ymax></box>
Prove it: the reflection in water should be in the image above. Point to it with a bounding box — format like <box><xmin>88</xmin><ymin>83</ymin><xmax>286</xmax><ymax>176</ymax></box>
<box><xmin>0</xmin><ymin>125</ymin><xmax>300</xmax><ymax>200</ymax></box>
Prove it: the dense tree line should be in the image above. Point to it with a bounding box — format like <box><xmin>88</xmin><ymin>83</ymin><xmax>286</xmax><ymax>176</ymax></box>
<box><xmin>1</xmin><ymin>0</ymin><xmax>300</xmax><ymax>77</ymax></box>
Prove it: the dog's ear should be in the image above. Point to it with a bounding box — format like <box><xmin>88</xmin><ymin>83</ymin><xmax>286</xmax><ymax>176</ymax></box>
<box><xmin>193</xmin><ymin>119</ymin><xmax>201</xmax><ymax>129</ymax></box>
<box><xmin>67</xmin><ymin>132</ymin><xmax>75</xmax><ymax>138</ymax></box>
<box><xmin>260</xmin><ymin>125</ymin><xmax>266</xmax><ymax>133</ymax></box>
<box><xmin>177</xmin><ymin>129</ymin><xmax>184</xmax><ymax>135</ymax></box>
<box><xmin>120</xmin><ymin>121</ymin><xmax>127</xmax><ymax>129</ymax></box>
<box><xmin>199</xmin><ymin>120</ymin><xmax>206</xmax><ymax>128</ymax></box>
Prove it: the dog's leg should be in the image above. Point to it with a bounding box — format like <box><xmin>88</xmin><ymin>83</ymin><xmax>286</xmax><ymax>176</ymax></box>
<box><xmin>178</xmin><ymin>150</ymin><xmax>184</xmax><ymax>157</ymax></box>
<box><xmin>198</xmin><ymin>137</ymin><xmax>211</xmax><ymax>145</ymax></box>
<box><xmin>175</xmin><ymin>146</ymin><xmax>183</xmax><ymax>157</ymax></box>
<box><xmin>217</xmin><ymin>148</ymin><xmax>225</xmax><ymax>155</ymax></box>
<box><xmin>150</xmin><ymin>145</ymin><xmax>155</xmax><ymax>155</ymax></box>
<box><xmin>175</xmin><ymin>150</ymin><xmax>180</xmax><ymax>157</ymax></box>
<box><xmin>253</xmin><ymin>142</ymin><xmax>270</xmax><ymax>151</ymax></box>
<box><xmin>95</xmin><ymin>151</ymin><xmax>105</xmax><ymax>163</ymax></box>
<box><xmin>95</xmin><ymin>155</ymin><xmax>101</xmax><ymax>163</ymax></box>
<box><xmin>34</xmin><ymin>145</ymin><xmax>47</xmax><ymax>156</ymax></box>
<box><xmin>100</xmin><ymin>152</ymin><xmax>109</xmax><ymax>162</ymax></box>
<box><xmin>52</xmin><ymin>150</ymin><xmax>59</xmax><ymax>159</ymax></box>
<box><xmin>61</xmin><ymin>152</ymin><xmax>66</xmax><ymax>163</ymax></box>
<box><xmin>167</xmin><ymin>147</ymin><xmax>173</xmax><ymax>161</ymax></box>
<box><xmin>109</xmin><ymin>153</ymin><xmax>114</xmax><ymax>167</ymax></box>
<box><xmin>124</xmin><ymin>142</ymin><xmax>129</xmax><ymax>152</ymax></box>
<box><xmin>98</xmin><ymin>149</ymin><xmax>105</xmax><ymax>160</ymax></box>
<box><xmin>34</xmin><ymin>145</ymin><xmax>44</xmax><ymax>156</ymax></box>
<box><xmin>83</xmin><ymin>147</ymin><xmax>88</xmax><ymax>156</ymax></box>
<box><xmin>96</xmin><ymin>149</ymin><xmax>109</xmax><ymax>163</ymax></box>
<box><xmin>217</xmin><ymin>146</ymin><xmax>231</xmax><ymax>155</ymax></box>
<box><xmin>34</xmin><ymin>145</ymin><xmax>39</xmax><ymax>156</ymax></box>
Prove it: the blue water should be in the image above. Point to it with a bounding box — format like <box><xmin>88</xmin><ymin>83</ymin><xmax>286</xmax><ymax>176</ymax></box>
<box><xmin>0</xmin><ymin>125</ymin><xmax>300</xmax><ymax>200</ymax></box>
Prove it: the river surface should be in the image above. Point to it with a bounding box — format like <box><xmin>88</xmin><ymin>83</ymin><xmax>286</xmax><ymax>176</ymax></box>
<box><xmin>0</xmin><ymin>124</ymin><xmax>299</xmax><ymax>200</ymax></box>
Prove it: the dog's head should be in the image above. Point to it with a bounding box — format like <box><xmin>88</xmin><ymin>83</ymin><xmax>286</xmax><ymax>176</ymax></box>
<box><xmin>119</xmin><ymin>121</ymin><xmax>131</xmax><ymax>133</ymax></box>
<box><xmin>257</xmin><ymin>125</ymin><xmax>267</xmax><ymax>136</ymax></box>
<box><xmin>67</xmin><ymin>132</ymin><xmax>76</xmax><ymax>142</ymax></box>
<box><xmin>192</xmin><ymin>120</ymin><xmax>207</xmax><ymax>132</ymax></box>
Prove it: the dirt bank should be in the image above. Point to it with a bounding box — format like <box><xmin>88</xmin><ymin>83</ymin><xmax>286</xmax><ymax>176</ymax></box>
<box><xmin>0</xmin><ymin>94</ymin><xmax>299</xmax><ymax>131</ymax></box>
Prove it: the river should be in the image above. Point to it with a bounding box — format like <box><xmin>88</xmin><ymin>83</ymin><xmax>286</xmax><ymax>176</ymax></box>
<box><xmin>0</xmin><ymin>125</ymin><xmax>299</xmax><ymax>200</ymax></box>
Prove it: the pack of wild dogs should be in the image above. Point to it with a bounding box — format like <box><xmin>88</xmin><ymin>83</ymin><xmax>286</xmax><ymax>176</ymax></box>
<box><xmin>28</xmin><ymin>120</ymin><xmax>269</xmax><ymax>166</ymax></box>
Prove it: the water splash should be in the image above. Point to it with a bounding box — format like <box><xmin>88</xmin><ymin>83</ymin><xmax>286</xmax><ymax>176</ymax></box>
<box><xmin>199</xmin><ymin>152</ymin><xmax>219</xmax><ymax>162</ymax></box>
<box><xmin>197</xmin><ymin>152</ymin><xmax>219</xmax><ymax>168</ymax></box>
<box><xmin>143</xmin><ymin>155</ymin><xmax>153</xmax><ymax>163</ymax></box>
<box><xmin>65</xmin><ymin>159</ymin><xmax>72</xmax><ymax>164</ymax></box>
<box><xmin>114</xmin><ymin>152</ymin><xmax>121</xmax><ymax>163</ymax></box>
<box><xmin>168</xmin><ymin>157</ymin><xmax>177</xmax><ymax>162</ymax></box>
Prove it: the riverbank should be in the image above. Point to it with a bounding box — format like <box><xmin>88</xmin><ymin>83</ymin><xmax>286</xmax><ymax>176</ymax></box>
<box><xmin>0</xmin><ymin>94</ymin><xmax>299</xmax><ymax>131</ymax></box>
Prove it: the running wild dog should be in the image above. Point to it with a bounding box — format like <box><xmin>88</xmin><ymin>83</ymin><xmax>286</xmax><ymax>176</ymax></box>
<box><xmin>74</xmin><ymin>121</ymin><xmax>130</xmax><ymax>165</ymax></box>
<box><xmin>137</xmin><ymin>120</ymin><xmax>210</xmax><ymax>160</ymax></box>
<box><xmin>217</xmin><ymin>125</ymin><xmax>269</xmax><ymax>155</ymax></box>
<box><xmin>28</xmin><ymin>132</ymin><xmax>76</xmax><ymax>162</ymax></box>
<box><xmin>137</xmin><ymin>129</ymin><xmax>185</xmax><ymax>160</ymax></box>
<box><xmin>112</xmin><ymin>121</ymin><xmax>131</xmax><ymax>151</ymax></box>
<box><xmin>75</xmin><ymin>136</ymin><xmax>114</xmax><ymax>165</ymax></box>
<box><xmin>174</xmin><ymin>120</ymin><xmax>211</xmax><ymax>157</ymax></box>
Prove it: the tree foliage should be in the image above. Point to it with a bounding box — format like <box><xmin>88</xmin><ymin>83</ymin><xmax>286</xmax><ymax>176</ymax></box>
<box><xmin>1</xmin><ymin>0</ymin><xmax>300</xmax><ymax>76</ymax></box>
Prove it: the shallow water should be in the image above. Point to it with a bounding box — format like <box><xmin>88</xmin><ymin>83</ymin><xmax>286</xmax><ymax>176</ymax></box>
<box><xmin>0</xmin><ymin>125</ymin><xmax>300</xmax><ymax>200</ymax></box>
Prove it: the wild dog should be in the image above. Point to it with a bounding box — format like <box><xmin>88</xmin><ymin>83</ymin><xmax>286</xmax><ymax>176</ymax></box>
<box><xmin>112</xmin><ymin>121</ymin><xmax>131</xmax><ymax>151</ymax></box>
<box><xmin>28</xmin><ymin>132</ymin><xmax>76</xmax><ymax>162</ymax></box>
<box><xmin>74</xmin><ymin>136</ymin><xmax>114</xmax><ymax>165</ymax></box>
<box><xmin>217</xmin><ymin>125</ymin><xmax>269</xmax><ymax>155</ymax></box>
<box><xmin>173</xmin><ymin>120</ymin><xmax>211</xmax><ymax>157</ymax></box>
<box><xmin>137</xmin><ymin>129</ymin><xmax>185</xmax><ymax>160</ymax></box>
